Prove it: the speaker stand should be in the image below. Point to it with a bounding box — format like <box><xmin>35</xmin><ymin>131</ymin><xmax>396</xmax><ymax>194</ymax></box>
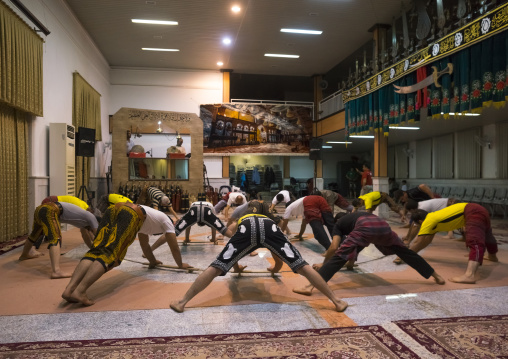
<box><xmin>77</xmin><ymin>156</ymin><xmax>89</xmax><ymax>203</ymax></box>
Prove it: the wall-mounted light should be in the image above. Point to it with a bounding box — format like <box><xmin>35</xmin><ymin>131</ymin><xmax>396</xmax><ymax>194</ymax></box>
<box><xmin>156</xmin><ymin>121</ymin><xmax>162</xmax><ymax>133</ymax></box>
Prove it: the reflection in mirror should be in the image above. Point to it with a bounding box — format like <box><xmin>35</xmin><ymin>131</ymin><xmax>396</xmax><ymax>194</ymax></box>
<box><xmin>128</xmin><ymin>133</ymin><xmax>191</xmax><ymax>158</ymax></box>
<box><xmin>129</xmin><ymin>158</ymin><xmax>189</xmax><ymax>180</ymax></box>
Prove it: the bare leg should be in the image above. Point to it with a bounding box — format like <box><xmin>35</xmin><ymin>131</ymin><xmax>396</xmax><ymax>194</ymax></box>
<box><xmin>62</xmin><ymin>259</ymin><xmax>93</xmax><ymax>302</ymax></box>
<box><xmin>170</xmin><ymin>266</ymin><xmax>222</xmax><ymax>313</ymax></box>
<box><xmin>210</xmin><ymin>228</ymin><xmax>216</xmax><ymax>242</ymax></box>
<box><xmin>449</xmin><ymin>260</ymin><xmax>479</xmax><ymax>284</ymax></box>
<box><xmin>19</xmin><ymin>240</ymin><xmax>43</xmax><ymax>260</ymax></box>
<box><xmin>296</xmin><ymin>265</ymin><xmax>348</xmax><ymax>312</ymax></box>
<box><xmin>80</xmin><ymin>228</ymin><xmax>94</xmax><ymax>248</ymax></box>
<box><xmin>68</xmin><ymin>261</ymin><xmax>106</xmax><ymax>306</ymax></box>
<box><xmin>184</xmin><ymin>227</ymin><xmax>191</xmax><ymax>243</ymax></box>
<box><xmin>49</xmin><ymin>244</ymin><xmax>71</xmax><ymax>279</ymax></box>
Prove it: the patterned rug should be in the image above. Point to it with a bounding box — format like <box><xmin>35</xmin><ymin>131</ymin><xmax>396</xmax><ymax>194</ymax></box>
<box><xmin>0</xmin><ymin>326</ymin><xmax>418</xmax><ymax>359</ymax></box>
<box><xmin>0</xmin><ymin>235</ymin><xmax>26</xmax><ymax>255</ymax></box>
<box><xmin>395</xmin><ymin>315</ymin><xmax>508</xmax><ymax>359</ymax></box>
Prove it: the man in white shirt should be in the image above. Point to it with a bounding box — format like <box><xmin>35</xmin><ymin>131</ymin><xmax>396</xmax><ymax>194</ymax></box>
<box><xmin>224</xmin><ymin>192</ymin><xmax>247</xmax><ymax>219</ymax></box>
<box><xmin>268</xmin><ymin>190</ymin><xmax>295</xmax><ymax>212</ymax></box>
<box><xmin>62</xmin><ymin>202</ymin><xmax>191</xmax><ymax>306</ymax></box>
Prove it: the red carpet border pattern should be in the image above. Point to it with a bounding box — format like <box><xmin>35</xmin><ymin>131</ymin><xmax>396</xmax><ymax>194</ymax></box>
<box><xmin>394</xmin><ymin>315</ymin><xmax>508</xmax><ymax>359</ymax></box>
<box><xmin>0</xmin><ymin>326</ymin><xmax>418</xmax><ymax>359</ymax></box>
<box><xmin>0</xmin><ymin>235</ymin><xmax>26</xmax><ymax>255</ymax></box>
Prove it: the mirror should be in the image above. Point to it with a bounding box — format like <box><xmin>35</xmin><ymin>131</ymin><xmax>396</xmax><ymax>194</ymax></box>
<box><xmin>127</xmin><ymin>133</ymin><xmax>191</xmax><ymax>181</ymax></box>
<box><xmin>129</xmin><ymin>158</ymin><xmax>189</xmax><ymax>180</ymax></box>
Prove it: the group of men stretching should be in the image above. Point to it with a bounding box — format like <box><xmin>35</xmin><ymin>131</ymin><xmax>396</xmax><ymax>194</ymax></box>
<box><xmin>20</xmin><ymin>183</ymin><xmax>499</xmax><ymax>312</ymax></box>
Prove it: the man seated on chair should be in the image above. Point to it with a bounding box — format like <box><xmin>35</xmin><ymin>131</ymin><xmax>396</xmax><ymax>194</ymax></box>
<box><xmin>62</xmin><ymin>202</ymin><xmax>191</xmax><ymax>306</ymax></box>
<box><xmin>170</xmin><ymin>213</ymin><xmax>348</xmax><ymax>313</ymax></box>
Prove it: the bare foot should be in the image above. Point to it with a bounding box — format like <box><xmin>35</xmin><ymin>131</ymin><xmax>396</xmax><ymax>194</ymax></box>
<box><xmin>266</xmin><ymin>266</ymin><xmax>279</xmax><ymax>274</ymax></box>
<box><xmin>293</xmin><ymin>285</ymin><xmax>314</xmax><ymax>296</ymax></box>
<box><xmin>393</xmin><ymin>257</ymin><xmax>403</xmax><ymax>265</ymax></box>
<box><xmin>61</xmin><ymin>290</ymin><xmax>79</xmax><ymax>303</ymax></box>
<box><xmin>334</xmin><ymin>300</ymin><xmax>349</xmax><ymax>312</ymax></box>
<box><xmin>449</xmin><ymin>275</ymin><xmax>476</xmax><ymax>284</ymax></box>
<box><xmin>292</xmin><ymin>235</ymin><xmax>304</xmax><ymax>241</ymax></box>
<box><xmin>51</xmin><ymin>271</ymin><xmax>71</xmax><ymax>279</ymax></box>
<box><xmin>19</xmin><ymin>249</ymin><xmax>44</xmax><ymax>261</ymax></box>
<box><xmin>69</xmin><ymin>292</ymin><xmax>95</xmax><ymax>306</ymax></box>
<box><xmin>170</xmin><ymin>301</ymin><xmax>185</xmax><ymax>313</ymax></box>
<box><xmin>345</xmin><ymin>260</ymin><xmax>356</xmax><ymax>270</ymax></box>
<box><xmin>249</xmin><ymin>251</ymin><xmax>258</xmax><ymax>256</ymax></box>
<box><xmin>432</xmin><ymin>273</ymin><xmax>446</xmax><ymax>285</ymax></box>
<box><xmin>312</xmin><ymin>263</ymin><xmax>323</xmax><ymax>271</ymax></box>
<box><xmin>486</xmin><ymin>254</ymin><xmax>499</xmax><ymax>262</ymax></box>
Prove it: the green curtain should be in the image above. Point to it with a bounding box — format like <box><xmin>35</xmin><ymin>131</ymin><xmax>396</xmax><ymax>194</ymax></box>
<box><xmin>344</xmin><ymin>30</ymin><xmax>508</xmax><ymax>137</ymax></box>
<box><xmin>0</xmin><ymin>102</ymin><xmax>28</xmax><ymax>242</ymax></box>
<box><xmin>0</xmin><ymin>0</ymin><xmax>43</xmax><ymax>116</ymax></box>
<box><xmin>73</xmin><ymin>73</ymin><xmax>101</xmax><ymax>201</ymax></box>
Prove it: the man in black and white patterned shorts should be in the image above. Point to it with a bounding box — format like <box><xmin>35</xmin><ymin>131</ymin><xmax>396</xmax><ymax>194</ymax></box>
<box><xmin>170</xmin><ymin>214</ymin><xmax>348</xmax><ymax>313</ymax></box>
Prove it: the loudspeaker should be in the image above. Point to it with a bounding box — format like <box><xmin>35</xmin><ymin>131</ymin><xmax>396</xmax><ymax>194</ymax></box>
<box><xmin>76</xmin><ymin>127</ymin><xmax>96</xmax><ymax>157</ymax></box>
<box><xmin>309</xmin><ymin>138</ymin><xmax>322</xmax><ymax>160</ymax></box>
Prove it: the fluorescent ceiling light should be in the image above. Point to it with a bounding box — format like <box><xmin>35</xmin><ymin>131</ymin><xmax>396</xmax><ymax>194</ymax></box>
<box><xmin>142</xmin><ymin>48</ymin><xmax>179</xmax><ymax>51</ymax></box>
<box><xmin>322</xmin><ymin>145</ymin><xmax>333</xmax><ymax>149</ymax></box>
<box><xmin>389</xmin><ymin>126</ymin><xmax>420</xmax><ymax>130</ymax></box>
<box><xmin>222</xmin><ymin>38</ymin><xmax>232</xmax><ymax>45</ymax></box>
<box><xmin>265</xmin><ymin>53</ymin><xmax>299</xmax><ymax>58</ymax></box>
<box><xmin>232</xmin><ymin>5</ymin><xmax>241</xmax><ymax>13</ymax></box>
<box><xmin>281</xmin><ymin>28</ymin><xmax>322</xmax><ymax>35</ymax></box>
<box><xmin>349</xmin><ymin>135</ymin><xmax>374</xmax><ymax>138</ymax></box>
<box><xmin>326</xmin><ymin>141</ymin><xmax>353</xmax><ymax>144</ymax></box>
<box><xmin>217</xmin><ymin>61</ymin><xmax>223</xmax><ymax>66</ymax></box>
<box><xmin>441</xmin><ymin>112</ymin><xmax>480</xmax><ymax>116</ymax></box>
<box><xmin>132</xmin><ymin>19</ymin><xmax>178</xmax><ymax>25</ymax></box>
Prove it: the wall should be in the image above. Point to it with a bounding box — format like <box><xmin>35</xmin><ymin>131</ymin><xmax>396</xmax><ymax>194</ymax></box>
<box><xmin>110</xmin><ymin>69</ymin><xmax>222</xmax><ymax>115</ymax></box>
<box><xmin>14</xmin><ymin>0</ymin><xmax>111</xmax><ymax>224</ymax></box>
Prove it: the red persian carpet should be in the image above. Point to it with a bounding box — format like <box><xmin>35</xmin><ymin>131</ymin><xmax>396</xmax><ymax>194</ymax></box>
<box><xmin>394</xmin><ymin>315</ymin><xmax>508</xmax><ymax>359</ymax></box>
<box><xmin>0</xmin><ymin>235</ymin><xmax>26</xmax><ymax>255</ymax></box>
<box><xmin>0</xmin><ymin>326</ymin><xmax>418</xmax><ymax>358</ymax></box>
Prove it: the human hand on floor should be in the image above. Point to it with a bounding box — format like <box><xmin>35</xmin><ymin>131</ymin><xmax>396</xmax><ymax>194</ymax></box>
<box><xmin>148</xmin><ymin>260</ymin><xmax>163</xmax><ymax>269</ymax></box>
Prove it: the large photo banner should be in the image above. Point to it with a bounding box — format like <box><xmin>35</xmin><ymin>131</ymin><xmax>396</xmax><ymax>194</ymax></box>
<box><xmin>200</xmin><ymin>103</ymin><xmax>314</xmax><ymax>155</ymax></box>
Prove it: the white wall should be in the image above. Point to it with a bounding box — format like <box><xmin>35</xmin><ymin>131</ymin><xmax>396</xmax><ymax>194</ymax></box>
<box><xmin>110</xmin><ymin>68</ymin><xmax>222</xmax><ymax>115</ymax></box>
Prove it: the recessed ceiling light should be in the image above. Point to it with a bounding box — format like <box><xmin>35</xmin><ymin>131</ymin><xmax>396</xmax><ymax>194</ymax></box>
<box><xmin>217</xmin><ymin>61</ymin><xmax>224</xmax><ymax>66</ymax></box>
<box><xmin>349</xmin><ymin>135</ymin><xmax>374</xmax><ymax>138</ymax></box>
<box><xmin>281</xmin><ymin>28</ymin><xmax>322</xmax><ymax>35</ymax></box>
<box><xmin>222</xmin><ymin>38</ymin><xmax>232</xmax><ymax>45</ymax></box>
<box><xmin>142</xmin><ymin>48</ymin><xmax>179</xmax><ymax>51</ymax></box>
<box><xmin>265</xmin><ymin>53</ymin><xmax>299</xmax><ymax>58</ymax></box>
<box><xmin>132</xmin><ymin>19</ymin><xmax>178</xmax><ymax>25</ymax></box>
<box><xmin>232</xmin><ymin>5</ymin><xmax>241</xmax><ymax>13</ymax></box>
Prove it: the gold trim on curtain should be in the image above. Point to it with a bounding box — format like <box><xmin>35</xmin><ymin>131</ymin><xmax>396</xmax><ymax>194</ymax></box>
<box><xmin>0</xmin><ymin>0</ymin><xmax>43</xmax><ymax>116</ymax></box>
<box><xmin>73</xmin><ymin>73</ymin><xmax>101</xmax><ymax>199</ymax></box>
<box><xmin>0</xmin><ymin>102</ymin><xmax>29</xmax><ymax>242</ymax></box>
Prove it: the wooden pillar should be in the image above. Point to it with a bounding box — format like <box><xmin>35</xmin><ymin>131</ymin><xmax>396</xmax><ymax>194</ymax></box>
<box><xmin>312</xmin><ymin>75</ymin><xmax>323</xmax><ymax>175</ymax></box>
<box><xmin>283</xmin><ymin>157</ymin><xmax>290</xmax><ymax>178</ymax></box>
<box><xmin>221</xmin><ymin>69</ymin><xmax>232</xmax><ymax>102</ymax></box>
<box><xmin>221</xmin><ymin>69</ymin><xmax>233</xmax><ymax>179</ymax></box>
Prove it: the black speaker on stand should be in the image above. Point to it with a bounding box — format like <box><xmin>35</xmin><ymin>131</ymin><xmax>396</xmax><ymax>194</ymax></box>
<box><xmin>76</xmin><ymin>127</ymin><xmax>96</xmax><ymax>203</ymax></box>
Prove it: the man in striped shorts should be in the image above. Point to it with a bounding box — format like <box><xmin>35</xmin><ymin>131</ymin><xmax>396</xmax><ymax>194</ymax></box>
<box><xmin>62</xmin><ymin>202</ymin><xmax>191</xmax><ymax>306</ymax></box>
<box><xmin>170</xmin><ymin>214</ymin><xmax>349</xmax><ymax>313</ymax></box>
<box><xmin>293</xmin><ymin>212</ymin><xmax>445</xmax><ymax>296</ymax></box>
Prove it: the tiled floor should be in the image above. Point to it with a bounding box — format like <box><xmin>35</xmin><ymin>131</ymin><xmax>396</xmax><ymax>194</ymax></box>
<box><xmin>1</xmin><ymin>206</ymin><xmax>507</xmax><ymax>358</ymax></box>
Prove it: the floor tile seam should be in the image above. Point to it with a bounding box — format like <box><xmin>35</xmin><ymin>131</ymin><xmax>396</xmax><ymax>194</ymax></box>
<box><xmin>380</xmin><ymin>322</ymin><xmax>441</xmax><ymax>359</ymax></box>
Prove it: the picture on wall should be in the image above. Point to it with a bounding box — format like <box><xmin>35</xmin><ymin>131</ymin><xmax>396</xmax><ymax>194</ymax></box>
<box><xmin>200</xmin><ymin>103</ymin><xmax>313</xmax><ymax>155</ymax></box>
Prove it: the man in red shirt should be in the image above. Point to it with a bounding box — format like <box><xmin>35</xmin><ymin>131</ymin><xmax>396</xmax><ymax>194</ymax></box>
<box><xmin>357</xmin><ymin>164</ymin><xmax>373</xmax><ymax>195</ymax></box>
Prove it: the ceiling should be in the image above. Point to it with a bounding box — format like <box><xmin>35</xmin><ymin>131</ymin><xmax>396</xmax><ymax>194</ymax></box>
<box><xmin>64</xmin><ymin>0</ymin><xmax>409</xmax><ymax>77</ymax></box>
